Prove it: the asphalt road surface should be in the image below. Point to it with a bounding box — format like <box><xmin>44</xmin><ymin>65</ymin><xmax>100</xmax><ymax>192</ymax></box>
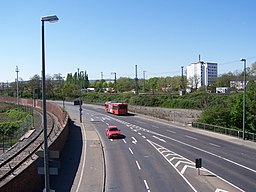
<box><xmin>83</xmin><ymin>104</ymin><xmax>256</xmax><ymax>192</ymax></box>
<box><xmin>52</xmin><ymin>101</ymin><xmax>256</xmax><ymax>192</ymax></box>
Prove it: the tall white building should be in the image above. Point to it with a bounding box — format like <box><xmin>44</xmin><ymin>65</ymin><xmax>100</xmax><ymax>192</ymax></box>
<box><xmin>187</xmin><ymin>62</ymin><xmax>218</xmax><ymax>89</ymax></box>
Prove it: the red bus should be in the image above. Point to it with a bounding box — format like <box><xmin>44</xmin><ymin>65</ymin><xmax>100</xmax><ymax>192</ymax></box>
<box><xmin>104</xmin><ymin>101</ymin><xmax>128</xmax><ymax>115</ymax></box>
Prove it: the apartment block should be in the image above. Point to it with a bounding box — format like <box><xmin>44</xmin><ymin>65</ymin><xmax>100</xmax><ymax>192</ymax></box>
<box><xmin>187</xmin><ymin>62</ymin><xmax>218</xmax><ymax>89</ymax></box>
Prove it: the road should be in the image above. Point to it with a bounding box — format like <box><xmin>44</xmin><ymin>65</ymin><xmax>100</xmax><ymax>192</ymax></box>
<box><xmin>82</xmin><ymin>104</ymin><xmax>256</xmax><ymax>192</ymax></box>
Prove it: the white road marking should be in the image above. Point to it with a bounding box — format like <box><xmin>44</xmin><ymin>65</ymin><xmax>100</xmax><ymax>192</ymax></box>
<box><xmin>185</xmin><ymin>135</ymin><xmax>198</xmax><ymax>140</ymax></box>
<box><xmin>106</xmin><ymin>122</ymin><xmax>109</xmax><ymax>126</ymax></box>
<box><xmin>90</xmin><ymin>118</ymin><xmax>94</xmax><ymax>121</ymax></box>
<box><xmin>152</xmin><ymin>125</ymin><xmax>159</xmax><ymax>129</ymax></box>
<box><xmin>138</xmin><ymin>132</ymin><xmax>142</xmax><ymax>135</ymax></box>
<box><xmin>135</xmin><ymin>120</ymin><xmax>146</xmax><ymax>124</ymax></box>
<box><xmin>148</xmin><ymin>139</ymin><xmax>245</xmax><ymax>192</ymax></box>
<box><xmin>136</xmin><ymin>160</ymin><xmax>141</xmax><ymax>170</ymax></box>
<box><xmin>142</xmin><ymin>136</ymin><xmax>146</xmax><ymax>139</ymax></box>
<box><xmin>129</xmin><ymin>147</ymin><xmax>134</xmax><ymax>155</ymax></box>
<box><xmin>110</xmin><ymin>139</ymin><xmax>113</xmax><ymax>142</ymax></box>
<box><xmin>147</xmin><ymin>129</ymin><xmax>256</xmax><ymax>174</ymax></box>
<box><xmin>76</xmin><ymin>123</ymin><xmax>87</xmax><ymax>192</ymax></box>
<box><xmin>122</xmin><ymin>139</ymin><xmax>126</xmax><ymax>144</ymax></box>
<box><xmin>166</xmin><ymin>130</ymin><xmax>176</xmax><ymax>133</ymax></box>
<box><xmin>181</xmin><ymin>165</ymin><xmax>195</xmax><ymax>174</ymax></box>
<box><xmin>210</xmin><ymin>143</ymin><xmax>221</xmax><ymax>148</ymax></box>
<box><xmin>175</xmin><ymin>160</ymin><xmax>193</xmax><ymax>168</ymax></box>
<box><xmin>144</xmin><ymin>179</ymin><xmax>150</xmax><ymax>190</ymax></box>
<box><xmin>152</xmin><ymin>135</ymin><xmax>166</xmax><ymax>143</ymax></box>
<box><xmin>132</xmin><ymin>137</ymin><xmax>137</xmax><ymax>144</ymax></box>
<box><xmin>215</xmin><ymin>189</ymin><xmax>229</xmax><ymax>192</ymax></box>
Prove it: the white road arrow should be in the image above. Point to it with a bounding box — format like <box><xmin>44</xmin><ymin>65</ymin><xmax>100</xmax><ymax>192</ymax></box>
<box><xmin>132</xmin><ymin>137</ymin><xmax>137</xmax><ymax>144</ymax></box>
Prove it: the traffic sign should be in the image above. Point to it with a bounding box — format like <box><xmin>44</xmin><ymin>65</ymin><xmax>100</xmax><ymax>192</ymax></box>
<box><xmin>35</xmin><ymin>150</ymin><xmax>59</xmax><ymax>159</ymax></box>
<box><xmin>37</xmin><ymin>167</ymin><xmax>58</xmax><ymax>175</ymax></box>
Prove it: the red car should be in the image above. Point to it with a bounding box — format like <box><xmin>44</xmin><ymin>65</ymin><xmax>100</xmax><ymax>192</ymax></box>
<box><xmin>106</xmin><ymin>126</ymin><xmax>121</xmax><ymax>139</ymax></box>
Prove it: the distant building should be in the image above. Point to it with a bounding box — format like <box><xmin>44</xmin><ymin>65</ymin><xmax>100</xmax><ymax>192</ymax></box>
<box><xmin>187</xmin><ymin>62</ymin><xmax>218</xmax><ymax>89</ymax></box>
<box><xmin>216</xmin><ymin>87</ymin><xmax>230</xmax><ymax>94</ymax></box>
<box><xmin>230</xmin><ymin>80</ymin><xmax>247</xmax><ymax>90</ymax></box>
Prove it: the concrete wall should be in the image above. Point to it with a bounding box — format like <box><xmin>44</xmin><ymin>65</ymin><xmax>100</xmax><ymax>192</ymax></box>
<box><xmin>128</xmin><ymin>105</ymin><xmax>201</xmax><ymax>125</ymax></box>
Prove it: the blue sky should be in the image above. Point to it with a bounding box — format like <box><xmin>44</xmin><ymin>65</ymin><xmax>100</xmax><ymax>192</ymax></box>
<box><xmin>0</xmin><ymin>0</ymin><xmax>255</xmax><ymax>82</ymax></box>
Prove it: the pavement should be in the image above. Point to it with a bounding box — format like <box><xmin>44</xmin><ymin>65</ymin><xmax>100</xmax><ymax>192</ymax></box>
<box><xmin>51</xmin><ymin>107</ymin><xmax>105</xmax><ymax>192</ymax></box>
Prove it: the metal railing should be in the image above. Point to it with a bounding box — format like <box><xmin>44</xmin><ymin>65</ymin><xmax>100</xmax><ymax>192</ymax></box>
<box><xmin>192</xmin><ymin>122</ymin><xmax>256</xmax><ymax>142</ymax></box>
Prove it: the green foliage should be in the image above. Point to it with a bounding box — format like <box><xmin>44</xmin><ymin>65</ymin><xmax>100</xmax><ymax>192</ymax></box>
<box><xmin>0</xmin><ymin>107</ymin><xmax>32</xmax><ymax>136</ymax></box>
<box><xmin>198</xmin><ymin>80</ymin><xmax>256</xmax><ymax>133</ymax></box>
<box><xmin>198</xmin><ymin>105</ymin><xmax>231</xmax><ymax>127</ymax></box>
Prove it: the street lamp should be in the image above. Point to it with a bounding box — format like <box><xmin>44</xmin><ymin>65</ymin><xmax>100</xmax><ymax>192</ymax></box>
<box><xmin>41</xmin><ymin>15</ymin><xmax>59</xmax><ymax>192</ymax></box>
<box><xmin>240</xmin><ymin>58</ymin><xmax>246</xmax><ymax>140</ymax></box>
<box><xmin>15</xmin><ymin>66</ymin><xmax>19</xmax><ymax>105</ymax></box>
<box><xmin>111</xmin><ymin>72</ymin><xmax>117</xmax><ymax>93</ymax></box>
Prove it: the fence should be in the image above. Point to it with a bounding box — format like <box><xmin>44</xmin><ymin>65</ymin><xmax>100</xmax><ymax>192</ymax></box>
<box><xmin>192</xmin><ymin>122</ymin><xmax>256</xmax><ymax>142</ymax></box>
<box><xmin>0</xmin><ymin>105</ymin><xmax>35</xmax><ymax>153</ymax></box>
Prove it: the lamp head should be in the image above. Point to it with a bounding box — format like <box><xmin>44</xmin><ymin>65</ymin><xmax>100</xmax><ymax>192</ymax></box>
<box><xmin>41</xmin><ymin>15</ymin><xmax>59</xmax><ymax>23</ymax></box>
<box><xmin>240</xmin><ymin>58</ymin><xmax>246</xmax><ymax>62</ymax></box>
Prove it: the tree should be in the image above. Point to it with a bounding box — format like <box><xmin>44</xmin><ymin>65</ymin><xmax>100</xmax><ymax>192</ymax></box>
<box><xmin>116</xmin><ymin>77</ymin><xmax>134</xmax><ymax>92</ymax></box>
<box><xmin>148</xmin><ymin>77</ymin><xmax>158</xmax><ymax>94</ymax></box>
<box><xmin>244</xmin><ymin>80</ymin><xmax>256</xmax><ymax>132</ymax></box>
<box><xmin>188</xmin><ymin>74</ymin><xmax>200</xmax><ymax>89</ymax></box>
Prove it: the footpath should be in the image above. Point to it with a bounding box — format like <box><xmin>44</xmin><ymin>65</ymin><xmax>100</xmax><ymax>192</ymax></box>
<box><xmin>51</xmin><ymin>106</ymin><xmax>104</xmax><ymax>192</ymax></box>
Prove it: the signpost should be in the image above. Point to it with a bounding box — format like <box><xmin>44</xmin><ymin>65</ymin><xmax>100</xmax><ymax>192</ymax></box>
<box><xmin>195</xmin><ymin>158</ymin><xmax>202</xmax><ymax>175</ymax></box>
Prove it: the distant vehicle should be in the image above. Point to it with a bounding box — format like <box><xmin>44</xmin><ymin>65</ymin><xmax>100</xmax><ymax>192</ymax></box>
<box><xmin>106</xmin><ymin>125</ymin><xmax>121</xmax><ymax>139</ymax></box>
<box><xmin>74</xmin><ymin>99</ymin><xmax>82</xmax><ymax>105</ymax></box>
<box><xmin>104</xmin><ymin>101</ymin><xmax>128</xmax><ymax>115</ymax></box>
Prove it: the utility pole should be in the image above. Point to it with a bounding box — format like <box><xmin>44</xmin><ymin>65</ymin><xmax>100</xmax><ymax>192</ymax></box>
<box><xmin>143</xmin><ymin>70</ymin><xmax>146</xmax><ymax>93</ymax></box>
<box><xmin>135</xmin><ymin>65</ymin><xmax>138</xmax><ymax>94</ymax></box>
<box><xmin>101</xmin><ymin>72</ymin><xmax>103</xmax><ymax>81</ymax></box>
<box><xmin>15</xmin><ymin>66</ymin><xmax>19</xmax><ymax>105</ymax></box>
<box><xmin>180</xmin><ymin>66</ymin><xmax>185</xmax><ymax>96</ymax></box>
<box><xmin>181</xmin><ymin>66</ymin><xmax>184</xmax><ymax>89</ymax></box>
<box><xmin>111</xmin><ymin>72</ymin><xmax>117</xmax><ymax>93</ymax></box>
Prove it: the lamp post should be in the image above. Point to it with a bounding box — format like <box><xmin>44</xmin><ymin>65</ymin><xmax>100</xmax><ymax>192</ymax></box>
<box><xmin>240</xmin><ymin>58</ymin><xmax>246</xmax><ymax>140</ymax></box>
<box><xmin>15</xmin><ymin>66</ymin><xmax>19</xmax><ymax>105</ymax></box>
<box><xmin>143</xmin><ymin>70</ymin><xmax>146</xmax><ymax>92</ymax></box>
<box><xmin>111</xmin><ymin>72</ymin><xmax>117</xmax><ymax>93</ymax></box>
<box><xmin>41</xmin><ymin>15</ymin><xmax>59</xmax><ymax>192</ymax></box>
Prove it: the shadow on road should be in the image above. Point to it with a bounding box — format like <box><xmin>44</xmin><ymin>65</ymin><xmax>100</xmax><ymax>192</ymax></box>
<box><xmin>51</xmin><ymin>120</ymin><xmax>83</xmax><ymax>192</ymax></box>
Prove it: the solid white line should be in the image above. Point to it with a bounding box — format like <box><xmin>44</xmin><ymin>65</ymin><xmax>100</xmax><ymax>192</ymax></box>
<box><xmin>209</xmin><ymin>143</ymin><xmax>221</xmax><ymax>148</ymax></box>
<box><xmin>185</xmin><ymin>135</ymin><xmax>198</xmax><ymax>140</ymax></box>
<box><xmin>166</xmin><ymin>130</ymin><xmax>176</xmax><ymax>133</ymax></box>
<box><xmin>148</xmin><ymin>129</ymin><xmax>256</xmax><ymax>174</ymax></box>
<box><xmin>144</xmin><ymin>180</ymin><xmax>149</xmax><ymax>190</ymax></box>
<box><xmin>153</xmin><ymin>135</ymin><xmax>166</xmax><ymax>143</ymax></box>
<box><xmin>135</xmin><ymin>120</ymin><xmax>146</xmax><ymax>124</ymax></box>
<box><xmin>136</xmin><ymin>160</ymin><xmax>141</xmax><ymax>170</ymax></box>
<box><xmin>76</xmin><ymin>123</ymin><xmax>87</xmax><ymax>192</ymax></box>
<box><xmin>122</xmin><ymin>139</ymin><xmax>126</xmax><ymax>144</ymax></box>
<box><xmin>129</xmin><ymin>147</ymin><xmax>134</xmax><ymax>155</ymax></box>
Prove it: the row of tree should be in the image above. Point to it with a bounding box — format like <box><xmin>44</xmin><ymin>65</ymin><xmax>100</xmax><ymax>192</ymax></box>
<box><xmin>0</xmin><ymin>67</ymin><xmax>256</xmax><ymax>133</ymax></box>
<box><xmin>1</xmin><ymin>67</ymin><xmax>256</xmax><ymax>99</ymax></box>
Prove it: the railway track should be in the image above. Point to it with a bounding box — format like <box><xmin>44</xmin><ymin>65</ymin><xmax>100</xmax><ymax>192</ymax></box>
<box><xmin>0</xmin><ymin>109</ymin><xmax>56</xmax><ymax>182</ymax></box>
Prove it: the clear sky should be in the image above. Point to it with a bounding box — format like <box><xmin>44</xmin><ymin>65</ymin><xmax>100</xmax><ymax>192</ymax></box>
<box><xmin>0</xmin><ymin>0</ymin><xmax>255</xmax><ymax>82</ymax></box>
